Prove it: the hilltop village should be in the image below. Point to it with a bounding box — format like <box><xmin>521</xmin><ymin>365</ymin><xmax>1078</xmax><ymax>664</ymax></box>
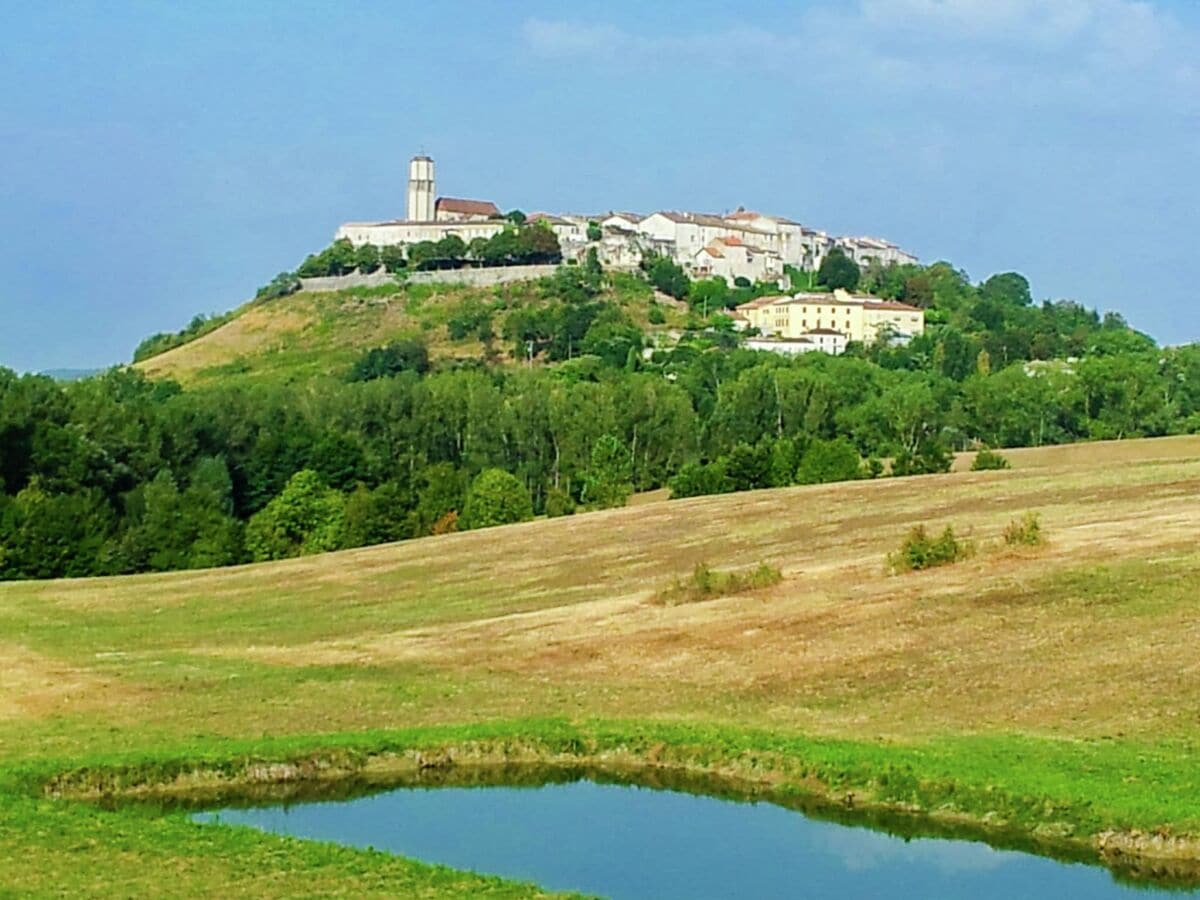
<box><xmin>333</xmin><ymin>155</ymin><xmax>925</xmax><ymax>355</ymax></box>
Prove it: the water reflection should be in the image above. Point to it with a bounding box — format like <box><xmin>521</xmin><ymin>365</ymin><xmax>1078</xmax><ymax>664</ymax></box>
<box><xmin>194</xmin><ymin>776</ymin><xmax>1199</xmax><ymax>899</ymax></box>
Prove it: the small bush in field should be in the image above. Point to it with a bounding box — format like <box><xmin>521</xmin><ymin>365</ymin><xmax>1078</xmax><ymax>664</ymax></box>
<box><xmin>890</xmin><ymin>525</ymin><xmax>974</xmax><ymax>573</ymax></box>
<box><xmin>656</xmin><ymin>562</ymin><xmax>782</xmax><ymax>606</ymax></box>
<box><xmin>1003</xmin><ymin>512</ymin><xmax>1044</xmax><ymax>547</ymax></box>
<box><xmin>971</xmin><ymin>448</ymin><xmax>1010</xmax><ymax>471</ymax></box>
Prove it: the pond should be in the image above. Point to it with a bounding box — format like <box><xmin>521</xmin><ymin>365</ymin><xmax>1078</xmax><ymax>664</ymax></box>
<box><xmin>194</xmin><ymin>778</ymin><xmax>1198</xmax><ymax>899</ymax></box>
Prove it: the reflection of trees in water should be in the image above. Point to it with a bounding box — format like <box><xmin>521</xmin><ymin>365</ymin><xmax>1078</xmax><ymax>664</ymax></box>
<box><xmin>130</xmin><ymin>758</ymin><xmax>1200</xmax><ymax>891</ymax></box>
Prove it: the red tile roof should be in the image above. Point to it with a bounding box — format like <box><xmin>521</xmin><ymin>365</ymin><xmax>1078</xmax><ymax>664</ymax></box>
<box><xmin>436</xmin><ymin>197</ymin><xmax>501</xmax><ymax>217</ymax></box>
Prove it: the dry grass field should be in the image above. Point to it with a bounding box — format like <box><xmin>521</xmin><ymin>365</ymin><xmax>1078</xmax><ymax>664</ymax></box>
<box><xmin>3</xmin><ymin>435</ymin><xmax>1199</xmax><ymax>754</ymax></box>
<box><xmin>1</xmin><ymin>434</ymin><xmax>1199</xmax><ymax>895</ymax></box>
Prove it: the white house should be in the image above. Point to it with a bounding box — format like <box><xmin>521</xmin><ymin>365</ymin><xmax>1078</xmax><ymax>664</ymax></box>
<box><xmin>836</xmin><ymin>236</ymin><xmax>919</xmax><ymax>268</ymax></box>
<box><xmin>689</xmin><ymin>236</ymin><xmax>783</xmax><ymax>286</ymax></box>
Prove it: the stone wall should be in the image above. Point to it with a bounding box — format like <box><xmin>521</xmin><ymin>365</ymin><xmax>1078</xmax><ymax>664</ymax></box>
<box><xmin>299</xmin><ymin>264</ymin><xmax>565</xmax><ymax>294</ymax></box>
<box><xmin>404</xmin><ymin>265</ymin><xmax>563</xmax><ymax>287</ymax></box>
<box><xmin>298</xmin><ymin>270</ymin><xmax>398</xmax><ymax>292</ymax></box>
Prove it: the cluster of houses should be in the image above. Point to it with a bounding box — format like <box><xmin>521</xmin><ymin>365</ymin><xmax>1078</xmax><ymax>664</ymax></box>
<box><xmin>336</xmin><ymin>155</ymin><xmax>918</xmax><ymax>288</ymax></box>
<box><xmin>334</xmin><ymin>154</ymin><xmax>924</xmax><ymax>356</ymax></box>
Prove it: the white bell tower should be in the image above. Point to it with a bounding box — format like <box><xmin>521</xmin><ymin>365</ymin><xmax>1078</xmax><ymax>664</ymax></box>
<box><xmin>406</xmin><ymin>154</ymin><xmax>435</xmax><ymax>221</ymax></box>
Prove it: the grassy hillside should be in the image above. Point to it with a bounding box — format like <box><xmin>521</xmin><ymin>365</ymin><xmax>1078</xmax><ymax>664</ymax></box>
<box><xmin>135</xmin><ymin>275</ymin><xmax>686</xmax><ymax>386</ymax></box>
<box><xmin>1</xmin><ymin>435</ymin><xmax>1199</xmax><ymax>894</ymax></box>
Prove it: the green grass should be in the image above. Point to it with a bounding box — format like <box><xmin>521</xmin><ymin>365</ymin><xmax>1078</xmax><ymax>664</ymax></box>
<box><xmin>2</xmin><ymin>441</ymin><xmax>1200</xmax><ymax>894</ymax></box>
<box><xmin>4</xmin><ymin>720</ymin><xmax>1198</xmax><ymax>895</ymax></box>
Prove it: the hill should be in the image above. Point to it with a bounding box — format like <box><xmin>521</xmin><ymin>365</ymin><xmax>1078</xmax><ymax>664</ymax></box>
<box><xmin>134</xmin><ymin>273</ymin><xmax>686</xmax><ymax>386</ymax></box>
<box><xmin>2</xmin><ymin>435</ymin><xmax>1199</xmax><ymax>894</ymax></box>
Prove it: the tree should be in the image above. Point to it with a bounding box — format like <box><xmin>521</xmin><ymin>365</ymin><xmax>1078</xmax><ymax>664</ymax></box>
<box><xmin>244</xmin><ymin>470</ymin><xmax>345</xmax><ymax>561</ymax></box>
<box><xmin>435</xmin><ymin>235</ymin><xmax>467</xmax><ymax>265</ymax></box>
<box><xmin>722</xmin><ymin>442</ymin><xmax>771</xmax><ymax>491</ymax></box>
<box><xmin>816</xmin><ymin>248</ymin><xmax>860</xmax><ymax>291</ymax></box>
<box><xmin>644</xmin><ymin>254</ymin><xmax>690</xmax><ymax>299</ymax></box>
<box><xmin>980</xmin><ymin>272</ymin><xmax>1032</xmax><ymax>307</ymax></box>
<box><xmin>407</xmin><ymin>241</ymin><xmax>438</xmax><ymax>269</ymax></box>
<box><xmin>506</xmin><ymin>209</ymin><xmax>527</xmax><ymax>225</ymax></box>
<box><xmin>380</xmin><ymin>245</ymin><xmax>406</xmax><ymax>273</ymax></box>
<box><xmin>516</xmin><ymin>224</ymin><xmax>562</xmax><ymax>264</ymax></box>
<box><xmin>341</xmin><ymin>481</ymin><xmax>415</xmax><ymax>547</ymax></box>
<box><xmin>583</xmin><ymin>247</ymin><xmax>603</xmax><ymax>288</ymax></box>
<box><xmin>668</xmin><ymin>460</ymin><xmax>731</xmax><ymax>498</ymax></box>
<box><xmin>688</xmin><ymin>277</ymin><xmax>730</xmax><ymax>316</ymax></box>
<box><xmin>582</xmin><ymin>434</ymin><xmax>632</xmax><ymax>509</ymax></box>
<box><xmin>347</xmin><ymin>339</ymin><xmax>430</xmax><ymax>381</ymax></box>
<box><xmin>463</xmin><ymin>468</ymin><xmax>534</xmax><ymax>529</ymax></box>
<box><xmin>580</xmin><ymin>308</ymin><xmax>644</xmax><ymax>367</ymax></box>
<box><xmin>354</xmin><ymin>243</ymin><xmax>381</xmax><ymax>274</ymax></box>
<box><xmin>795</xmin><ymin>437</ymin><xmax>862</xmax><ymax>484</ymax></box>
<box><xmin>586</xmin><ymin>220</ymin><xmax>602</xmax><ymax>242</ymax></box>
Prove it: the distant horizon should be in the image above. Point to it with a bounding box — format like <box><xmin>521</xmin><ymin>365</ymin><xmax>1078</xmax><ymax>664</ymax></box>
<box><xmin>3</xmin><ymin>0</ymin><xmax>1198</xmax><ymax>372</ymax></box>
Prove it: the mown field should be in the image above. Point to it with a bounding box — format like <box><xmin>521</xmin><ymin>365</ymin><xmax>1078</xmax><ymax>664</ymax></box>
<box><xmin>2</xmin><ymin>435</ymin><xmax>1199</xmax><ymax>896</ymax></box>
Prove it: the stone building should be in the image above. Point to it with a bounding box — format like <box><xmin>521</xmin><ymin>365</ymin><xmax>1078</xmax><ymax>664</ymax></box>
<box><xmin>336</xmin><ymin>155</ymin><xmax>506</xmax><ymax>248</ymax></box>
<box><xmin>735</xmin><ymin>289</ymin><xmax>925</xmax><ymax>353</ymax></box>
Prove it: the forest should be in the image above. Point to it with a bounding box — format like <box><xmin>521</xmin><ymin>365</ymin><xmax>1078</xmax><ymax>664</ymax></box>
<box><xmin>2</xmin><ymin>259</ymin><xmax>1197</xmax><ymax>580</ymax></box>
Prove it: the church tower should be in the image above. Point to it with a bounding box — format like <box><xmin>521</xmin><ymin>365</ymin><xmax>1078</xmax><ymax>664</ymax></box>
<box><xmin>406</xmin><ymin>155</ymin><xmax>435</xmax><ymax>221</ymax></box>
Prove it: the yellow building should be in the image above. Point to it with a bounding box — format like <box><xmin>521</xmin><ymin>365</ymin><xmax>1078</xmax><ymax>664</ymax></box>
<box><xmin>735</xmin><ymin>289</ymin><xmax>924</xmax><ymax>350</ymax></box>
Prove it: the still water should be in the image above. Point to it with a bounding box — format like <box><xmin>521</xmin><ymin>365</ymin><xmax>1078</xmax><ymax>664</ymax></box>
<box><xmin>195</xmin><ymin>780</ymin><xmax>1197</xmax><ymax>899</ymax></box>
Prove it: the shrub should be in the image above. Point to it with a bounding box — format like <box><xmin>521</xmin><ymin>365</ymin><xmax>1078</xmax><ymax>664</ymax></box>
<box><xmin>463</xmin><ymin>469</ymin><xmax>534</xmax><ymax>529</ymax></box>
<box><xmin>889</xmin><ymin>525</ymin><xmax>973</xmax><ymax>573</ymax></box>
<box><xmin>648</xmin><ymin>303</ymin><xmax>666</xmax><ymax>325</ymax></box>
<box><xmin>796</xmin><ymin>437</ymin><xmax>862</xmax><ymax>485</ymax></box>
<box><xmin>544</xmin><ymin>487</ymin><xmax>576</xmax><ymax>518</ymax></box>
<box><xmin>1003</xmin><ymin>512</ymin><xmax>1044</xmax><ymax>546</ymax></box>
<box><xmin>656</xmin><ymin>561</ymin><xmax>783</xmax><ymax>606</ymax></box>
<box><xmin>972</xmin><ymin>448</ymin><xmax>1011</xmax><ymax>471</ymax></box>
<box><xmin>668</xmin><ymin>461</ymin><xmax>732</xmax><ymax>499</ymax></box>
<box><xmin>346</xmin><ymin>338</ymin><xmax>430</xmax><ymax>381</ymax></box>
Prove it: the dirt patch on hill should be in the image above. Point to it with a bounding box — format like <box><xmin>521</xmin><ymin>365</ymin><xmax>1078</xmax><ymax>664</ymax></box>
<box><xmin>136</xmin><ymin>303</ymin><xmax>315</xmax><ymax>381</ymax></box>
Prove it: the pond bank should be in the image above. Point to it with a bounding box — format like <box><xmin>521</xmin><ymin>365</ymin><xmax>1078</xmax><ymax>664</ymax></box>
<box><xmin>25</xmin><ymin>720</ymin><xmax>1200</xmax><ymax>890</ymax></box>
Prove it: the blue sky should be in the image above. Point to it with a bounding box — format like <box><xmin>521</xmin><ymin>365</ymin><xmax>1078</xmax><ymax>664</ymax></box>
<box><xmin>1</xmin><ymin>0</ymin><xmax>1197</xmax><ymax>372</ymax></box>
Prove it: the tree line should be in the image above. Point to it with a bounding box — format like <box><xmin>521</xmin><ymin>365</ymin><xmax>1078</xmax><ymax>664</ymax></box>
<box><xmin>4</xmin><ymin>262</ymin><xmax>1197</xmax><ymax>580</ymax></box>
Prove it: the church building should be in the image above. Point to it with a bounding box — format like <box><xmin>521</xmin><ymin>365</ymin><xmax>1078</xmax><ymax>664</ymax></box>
<box><xmin>336</xmin><ymin>155</ymin><xmax>506</xmax><ymax>247</ymax></box>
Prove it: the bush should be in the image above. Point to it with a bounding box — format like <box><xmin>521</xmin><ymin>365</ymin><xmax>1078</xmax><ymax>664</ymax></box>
<box><xmin>889</xmin><ymin>525</ymin><xmax>973</xmax><ymax>573</ymax></box>
<box><xmin>544</xmin><ymin>487</ymin><xmax>576</xmax><ymax>518</ymax></box>
<box><xmin>796</xmin><ymin>437</ymin><xmax>862</xmax><ymax>485</ymax></box>
<box><xmin>463</xmin><ymin>469</ymin><xmax>534</xmax><ymax>529</ymax></box>
<box><xmin>656</xmin><ymin>561</ymin><xmax>783</xmax><ymax>606</ymax></box>
<box><xmin>255</xmin><ymin>271</ymin><xmax>301</xmax><ymax>301</ymax></box>
<box><xmin>668</xmin><ymin>461</ymin><xmax>732</xmax><ymax>499</ymax></box>
<box><xmin>1003</xmin><ymin>512</ymin><xmax>1044</xmax><ymax>546</ymax></box>
<box><xmin>971</xmin><ymin>448</ymin><xmax>1011</xmax><ymax>471</ymax></box>
<box><xmin>346</xmin><ymin>338</ymin><xmax>430</xmax><ymax>382</ymax></box>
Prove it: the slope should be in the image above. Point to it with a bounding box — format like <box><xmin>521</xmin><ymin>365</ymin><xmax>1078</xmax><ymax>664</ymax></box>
<box><xmin>134</xmin><ymin>275</ymin><xmax>682</xmax><ymax>386</ymax></box>
<box><xmin>1</xmin><ymin>436</ymin><xmax>1199</xmax><ymax>894</ymax></box>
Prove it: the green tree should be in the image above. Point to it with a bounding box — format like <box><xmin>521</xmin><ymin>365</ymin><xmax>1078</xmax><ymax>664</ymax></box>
<box><xmin>586</xmin><ymin>220</ymin><xmax>602</xmax><ymax>241</ymax></box>
<box><xmin>244</xmin><ymin>470</ymin><xmax>346</xmax><ymax>561</ymax></box>
<box><xmin>688</xmin><ymin>277</ymin><xmax>730</xmax><ymax>316</ymax></box>
<box><xmin>816</xmin><ymin>248</ymin><xmax>860</xmax><ymax>291</ymax></box>
<box><xmin>582</xmin><ymin>434</ymin><xmax>632</xmax><ymax>509</ymax></box>
<box><xmin>354</xmin><ymin>243</ymin><xmax>381</xmax><ymax>273</ymax></box>
<box><xmin>435</xmin><ymin>235</ymin><xmax>467</xmax><ymax>265</ymax></box>
<box><xmin>380</xmin><ymin>245</ymin><xmax>406</xmax><ymax>273</ymax></box>
<box><xmin>980</xmin><ymin>272</ymin><xmax>1032</xmax><ymax>307</ymax></box>
<box><xmin>644</xmin><ymin>254</ymin><xmax>690</xmax><ymax>299</ymax></box>
<box><xmin>347</xmin><ymin>339</ymin><xmax>430</xmax><ymax>382</ymax></box>
<box><xmin>795</xmin><ymin>437</ymin><xmax>862</xmax><ymax>484</ymax></box>
<box><xmin>463</xmin><ymin>468</ymin><xmax>534</xmax><ymax>529</ymax></box>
